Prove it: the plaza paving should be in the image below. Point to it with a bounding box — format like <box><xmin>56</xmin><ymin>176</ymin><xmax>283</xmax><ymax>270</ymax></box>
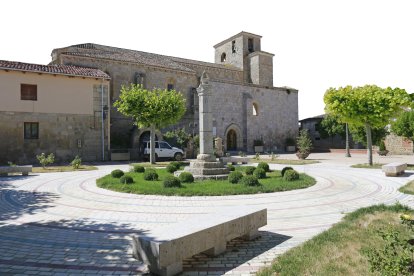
<box><xmin>0</xmin><ymin>153</ymin><xmax>414</xmax><ymax>275</ymax></box>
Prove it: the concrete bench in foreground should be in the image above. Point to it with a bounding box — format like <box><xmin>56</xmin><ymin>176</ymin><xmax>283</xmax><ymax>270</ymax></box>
<box><xmin>0</xmin><ymin>165</ymin><xmax>32</xmax><ymax>176</ymax></box>
<box><xmin>132</xmin><ymin>206</ymin><xmax>267</xmax><ymax>276</ymax></box>
<box><xmin>382</xmin><ymin>162</ymin><xmax>407</xmax><ymax>177</ymax></box>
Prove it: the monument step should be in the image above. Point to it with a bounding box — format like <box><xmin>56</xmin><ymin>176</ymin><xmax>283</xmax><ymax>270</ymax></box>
<box><xmin>189</xmin><ymin>161</ymin><xmax>226</xmax><ymax>169</ymax></box>
<box><xmin>184</xmin><ymin>167</ymin><xmax>229</xmax><ymax>176</ymax></box>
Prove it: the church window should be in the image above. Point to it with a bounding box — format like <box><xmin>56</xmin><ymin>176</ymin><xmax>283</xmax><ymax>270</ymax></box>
<box><xmin>167</xmin><ymin>83</ymin><xmax>174</xmax><ymax>91</ymax></box>
<box><xmin>252</xmin><ymin>103</ymin><xmax>259</xmax><ymax>116</ymax></box>
<box><xmin>221</xmin><ymin>53</ymin><xmax>226</xmax><ymax>62</ymax></box>
<box><xmin>248</xmin><ymin>38</ymin><xmax>254</xmax><ymax>53</ymax></box>
<box><xmin>24</xmin><ymin>122</ymin><xmax>39</xmax><ymax>139</ymax></box>
<box><xmin>21</xmin><ymin>84</ymin><xmax>37</xmax><ymax>100</ymax></box>
<box><xmin>232</xmin><ymin>41</ymin><xmax>236</xmax><ymax>53</ymax></box>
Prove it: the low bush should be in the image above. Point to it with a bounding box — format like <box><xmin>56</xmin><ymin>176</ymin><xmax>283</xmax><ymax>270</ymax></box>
<box><xmin>228</xmin><ymin>171</ymin><xmax>243</xmax><ymax>184</ymax></box>
<box><xmin>36</xmin><ymin>152</ymin><xmax>55</xmax><ymax>168</ymax></box>
<box><xmin>245</xmin><ymin>166</ymin><xmax>256</xmax><ymax>175</ymax></box>
<box><xmin>132</xmin><ymin>165</ymin><xmax>145</xmax><ymax>173</ymax></box>
<box><xmin>284</xmin><ymin>169</ymin><xmax>299</xmax><ymax>181</ymax></box>
<box><xmin>71</xmin><ymin>155</ymin><xmax>82</xmax><ymax>169</ymax></box>
<box><xmin>253</xmin><ymin>168</ymin><xmax>266</xmax><ymax>179</ymax></box>
<box><xmin>111</xmin><ymin>169</ymin><xmax>124</xmax><ymax>178</ymax></box>
<box><xmin>144</xmin><ymin>169</ymin><xmax>159</xmax><ymax>181</ymax></box>
<box><xmin>166</xmin><ymin>163</ymin><xmax>179</xmax><ymax>173</ymax></box>
<box><xmin>119</xmin><ymin>175</ymin><xmax>134</xmax><ymax>184</ymax></box>
<box><xmin>281</xmin><ymin>166</ymin><xmax>294</xmax><ymax>177</ymax></box>
<box><xmin>241</xmin><ymin>175</ymin><xmax>260</xmax><ymax>186</ymax></box>
<box><xmin>257</xmin><ymin>162</ymin><xmax>270</xmax><ymax>172</ymax></box>
<box><xmin>163</xmin><ymin>175</ymin><xmax>181</xmax><ymax>188</ymax></box>
<box><xmin>170</xmin><ymin>161</ymin><xmax>181</xmax><ymax>169</ymax></box>
<box><xmin>179</xmin><ymin>172</ymin><xmax>194</xmax><ymax>183</ymax></box>
<box><xmin>227</xmin><ymin>164</ymin><xmax>235</xmax><ymax>171</ymax></box>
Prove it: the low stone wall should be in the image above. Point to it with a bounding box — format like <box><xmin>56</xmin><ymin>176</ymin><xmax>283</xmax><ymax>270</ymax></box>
<box><xmin>385</xmin><ymin>134</ymin><xmax>413</xmax><ymax>155</ymax></box>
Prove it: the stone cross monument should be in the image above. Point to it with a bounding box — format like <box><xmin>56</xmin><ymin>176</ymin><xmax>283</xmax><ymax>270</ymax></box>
<box><xmin>182</xmin><ymin>71</ymin><xmax>229</xmax><ymax>180</ymax></box>
<box><xmin>196</xmin><ymin>71</ymin><xmax>215</xmax><ymax>162</ymax></box>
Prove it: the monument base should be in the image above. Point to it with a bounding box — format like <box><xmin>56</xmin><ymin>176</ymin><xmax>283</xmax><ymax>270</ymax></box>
<box><xmin>177</xmin><ymin>154</ymin><xmax>229</xmax><ymax>180</ymax></box>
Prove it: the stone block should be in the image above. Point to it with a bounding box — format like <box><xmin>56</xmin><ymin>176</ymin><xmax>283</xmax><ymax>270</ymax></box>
<box><xmin>0</xmin><ymin>165</ymin><xmax>32</xmax><ymax>176</ymax></box>
<box><xmin>382</xmin><ymin>162</ymin><xmax>407</xmax><ymax>176</ymax></box>
<box><xmin>132</xmin><ymin>207</ymin><xmax>267</xmax><ymax>276</ymax></box>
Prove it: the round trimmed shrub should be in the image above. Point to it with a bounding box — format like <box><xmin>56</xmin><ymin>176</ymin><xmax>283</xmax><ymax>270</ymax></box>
<box><xmin>283</xmin><ymin>169</ymin><xmax>299</xmax><ymax>181</ymax></box>
<box><xmin>111</xmin><ymin>169</ymin><xmax>124</xmax><ymax>178</ymax></box>
<box><xmin>227</xmin><ymin>164</ymin><xmax>235</xmax><ymax>171</ymax></box>
<box><xmin>119</xmin><ymin>175</ymin><xmax>134</xmax><ymax>184</ymax></box>
<box><xmin>132</xmin><ymin>165</ymin><xmax>145</xmax><ymax>173</ymax></box>
<box><xmin>244</xmin><ymin>166</ymin><xmax>256</xmax><ymax>175</ymax></box>
<box><xmin>253</xmin><ymin>168</ymin><xmax>266</xmax><ymax>179</ymax></box>
<box><xmin>241</xmin><ymin>175</ymin><xmax>260</xmax><ymax>186</ymax></box>
<box><xmin>170</xmin><ymin>161</ymin><xmax>181</xmax><ymax>169</ymax></box>
<box><xmin>179</xmin><ymin>172</ymin><xmax>194</xmax><ymax>183</ymax></box>
<box><xmin>144</xmin><ymin>169</ymin><xmax>159</xmax><ymax>181</ymax></box>
<box><xmin>166</xmin><ymin>163</ymin><xmax>179</xmax><ymax>173</ymax></box>
<box><xmin>281</xmin><ymin>166</ymin><xmax>294</xmax><ymax>177</ymax></box>
<box><xmin>228</xmin><ymin>171</ymin><xmax>243</xmax><ymax>184</ymax></box>
<box><xmin>257</xmin><ymin>162</ymin><xmax>270</xmax><ymax>172</ymax></box>
<box><xmin>163</xmin><ymin>175</ymin><xmax>181</xmax><ymax>188</ymax></box>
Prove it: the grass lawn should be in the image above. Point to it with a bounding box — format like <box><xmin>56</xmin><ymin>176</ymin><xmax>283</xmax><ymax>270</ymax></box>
<box><xmin>399</xmin><ymin>180</ymin><xmax>414</xmax><ymax>195</ymax></box>
<box><xmin>258</xmin><ymin>204</ymin><xmax>413</xmax><ymax>276</ymax></box>
<box><xmin>352</xmin><ymin>163</ymin><xmax>414</xmax><ymax>170</ymax></box>
<box><xmin>33</xmin><ymin>165</ymin><xmax>98</xmax><ymax>173</ymax></box>
<box><xmin>96</xmin><ymin>166</ymin><xmax>316</xmax><ymax>196</ymax></box>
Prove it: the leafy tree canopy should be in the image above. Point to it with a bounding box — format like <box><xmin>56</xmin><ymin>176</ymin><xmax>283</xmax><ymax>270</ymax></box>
<box><xmin>391</xmin><ymin>110</ymin><xmax>414</xmax><ymax>141</ymax></box>
<box><xmin>318</xmin><ymin>114</ymin><xmax>346</xmax><ymax>139</ymax></box>
<box><xmin>114</xmin><ymin>84</ymin><xmax>186</xmax><ymax>129</ymax></box>
<box><xmin>349</xmin><ymin>125</ymin><xmax>388</xmax><ymax>146</ymax></box>
<box><xmin>324</xmin><ymin>85</ymin><xmax>411</xmax><ymax>128</ymax></box>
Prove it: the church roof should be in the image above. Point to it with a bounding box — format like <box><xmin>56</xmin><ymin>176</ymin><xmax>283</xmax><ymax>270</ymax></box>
<box><xmin>54</xmin><ymin>43</ymin><xmax>196</xmax><ymax>73</ymax></box>
<box><xmin>53</xmin><ymin>43</ymin><xmax>240</xmax><ymax>73</ymax></box>
<box><xmin>0</xmin><ymin>60</ymin><xmax>110</xmax><ymax>79</ymax></box>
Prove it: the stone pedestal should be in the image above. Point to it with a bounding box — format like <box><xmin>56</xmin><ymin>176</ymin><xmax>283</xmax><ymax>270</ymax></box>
<box><xmin>183</xmin><ymin>72</ymin><xmax>229</xmax><ymax>180</ymax></box>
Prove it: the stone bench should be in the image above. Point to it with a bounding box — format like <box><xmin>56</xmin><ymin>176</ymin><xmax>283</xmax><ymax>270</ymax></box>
<box><xmin>132</xmin><ymin>207</ymin><xmax>267</xmax><ymax>276</ymax></box>
<box><xmin>220</xmin><ymin>156</ymin><xmax>250</xmax><ymax>165</ymax></box>
<box><xmin>0</xmin><ymin>165</ymin><xmax>32</xmax><ymax>176</ymax></box>
<box><xmin>382</xmin><ymin>162</ymin><xmax>407</xmax><ymax>176</ymax></box>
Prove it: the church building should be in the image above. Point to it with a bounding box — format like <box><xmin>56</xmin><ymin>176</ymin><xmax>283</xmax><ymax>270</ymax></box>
<box><xmin>51</xmin><ymin>31</ymin><xmax>298</xmax><ymax>159</ymax></box>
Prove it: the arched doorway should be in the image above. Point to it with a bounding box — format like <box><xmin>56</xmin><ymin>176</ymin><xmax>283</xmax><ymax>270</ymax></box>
<box><xmin>227</xmin><ymin>129</ymin><xmax>237</xmax><ymax>151</ymax></box>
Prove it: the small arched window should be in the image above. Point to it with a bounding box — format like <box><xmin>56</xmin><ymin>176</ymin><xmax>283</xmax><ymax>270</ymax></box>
<box><xmin>221</xmin><ymin>53</ymin><xmax>226</xmax><ymax>62</ymax></box>
<box><xmin>252</xmin><ymin>103</ymin><xmax>259</xmax><ymax>116</ymax></box>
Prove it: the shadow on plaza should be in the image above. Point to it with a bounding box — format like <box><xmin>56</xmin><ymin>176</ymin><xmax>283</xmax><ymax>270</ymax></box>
<box><xmin>182</xmin><ymin>231</ymin><xmax>291</xmax><ymax>273</ymax></box>
<box><xmin>0</xmin><ymin>218</ymin><xmax>149</xmax><ymax>274</ymax></box>
<box><xmin>0</xmin><ymin>176</ymin><xmax>59</xmax><ymax>223</ymax></box>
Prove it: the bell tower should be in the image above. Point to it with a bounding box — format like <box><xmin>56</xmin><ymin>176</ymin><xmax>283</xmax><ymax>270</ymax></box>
<box><xmin>214</xmin><ymin>32</ymin><xmax>274</xmax><ymax>87</ymax></box>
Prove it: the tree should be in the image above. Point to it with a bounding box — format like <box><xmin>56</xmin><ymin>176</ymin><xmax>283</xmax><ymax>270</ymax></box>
<box><xmin>348</xmin><ymin>125</ymin><xmax>388</xmax><ymax>146</ymax></box>
<box><xmin>324</xmin><ymin>85</ymin><xmax>411</xmax><ymax>165</ymax></box>
<box><xmin>318</xmin><ymin>114</ymin><xmax>345</xmax><ymax>139</ymax></box>
<box><xmin>391</xmin><ymin>109</ymin><xmax>414</xmax><ymax>146</ymax></box>
<box><xmin>114</xmin><ymin>84</ymin><xmax>186</xmax><ymax>164</ymax></box>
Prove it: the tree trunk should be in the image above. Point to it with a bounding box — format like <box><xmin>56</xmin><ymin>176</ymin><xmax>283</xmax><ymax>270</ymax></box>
<box><xmin>345</xmin><ymin>123</ymin><xmax>351</xmax><ymax>157</ymax></box>
<box><xmin>366</xmin><ymin>124</ymin><xmax>373</xmax><ymax>166</ymax></box>
<box><xmin>150</xmin><ymin>124</ymin><xmax>156</xmax><ymax>164</ymax></box>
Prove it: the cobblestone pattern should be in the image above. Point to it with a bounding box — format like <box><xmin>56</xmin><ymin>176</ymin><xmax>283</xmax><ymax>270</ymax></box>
<box><xmin>0</xmin><ymin>161</ymin><xmax>413</xmax><ymax>275</ymax></box>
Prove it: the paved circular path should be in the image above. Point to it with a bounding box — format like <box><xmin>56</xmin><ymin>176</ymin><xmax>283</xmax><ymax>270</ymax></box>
<box><xmin>1</xmin><ymin>157</ymin><xmax>414</xmax><ymax>275</ymax></box>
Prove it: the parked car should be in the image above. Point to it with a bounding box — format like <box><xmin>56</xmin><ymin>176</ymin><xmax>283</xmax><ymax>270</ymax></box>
<box><xmin>143</xmin><ymin>141</ymin><xmax>184</xmax><ymax>161</ymax></box>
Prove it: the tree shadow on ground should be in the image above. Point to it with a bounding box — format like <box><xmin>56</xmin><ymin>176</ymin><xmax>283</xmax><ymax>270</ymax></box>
<box><xmin>182</xmin><ymin>231</ymin><xmax>291</xmax><ymax>274</ymax></box>
<box><xmin>0</xmin><ymin>218</ymin><xmax>149</xmax><ymax>275</ymax></box>
<box><xmin>0</xmin><ymin>176</ymin><xmax>58</xmax><ymax>223</ymax></box>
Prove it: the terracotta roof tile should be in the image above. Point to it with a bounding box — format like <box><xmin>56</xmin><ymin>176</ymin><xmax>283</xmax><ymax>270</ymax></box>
<box><xmin>0</xmin><ymin>60</ymin><xmax>110</xmax><ymax>79</ymax></box>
